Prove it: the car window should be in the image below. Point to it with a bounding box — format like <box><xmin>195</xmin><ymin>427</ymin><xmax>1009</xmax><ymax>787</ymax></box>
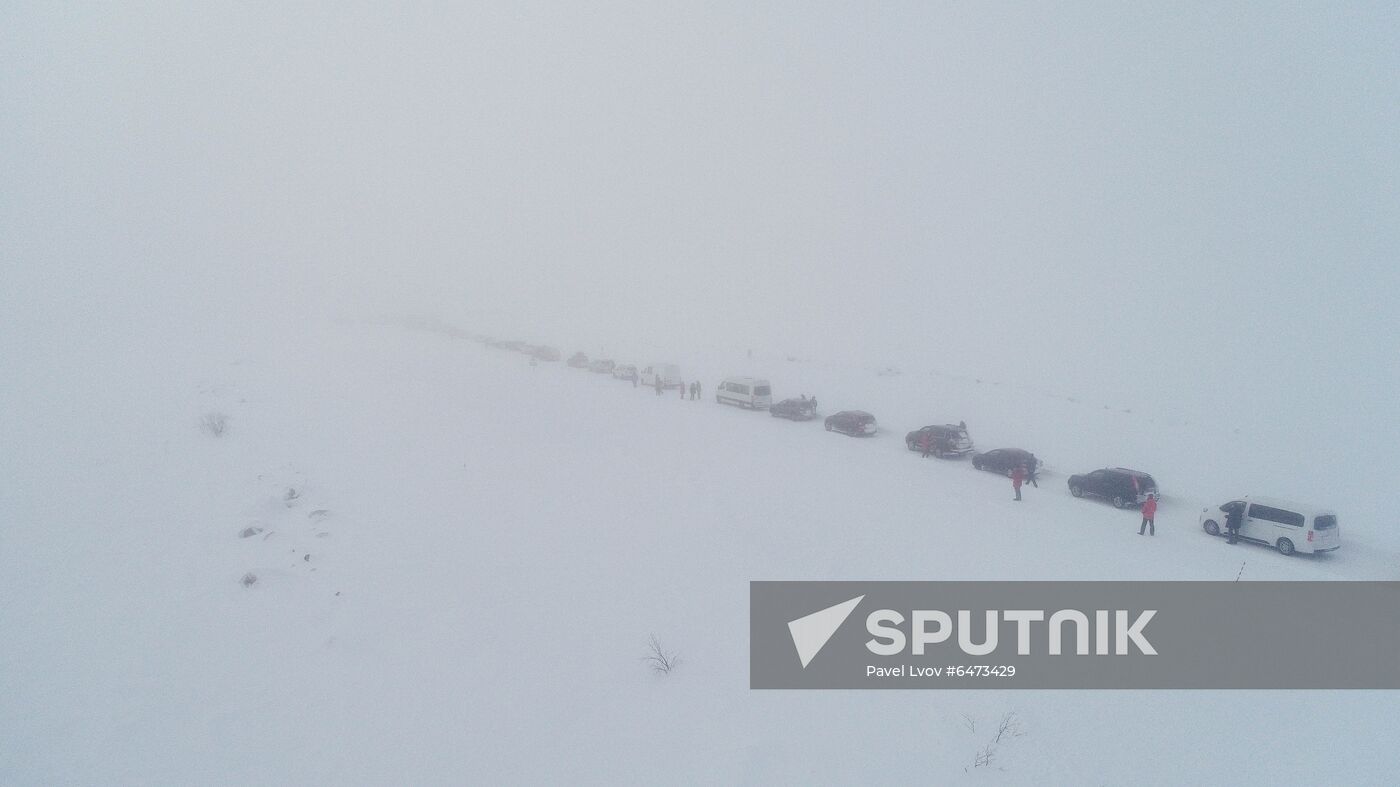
<box><xmin>754</xmin><ymin>385</ymin><xmax>770</xmax><ymax>396</ymax></box>
<box><xmin>1314</xmin><ymin>515</ymin><xmax>1337</xmax><ymax>530</ymax></box>
<box><xmin>1090</xmin><ymin>471</ymin><xmax>1105</xmax><ymax>481</ymax></box>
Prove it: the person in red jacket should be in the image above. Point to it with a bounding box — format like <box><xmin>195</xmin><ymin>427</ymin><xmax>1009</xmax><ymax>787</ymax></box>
<box><xmin>1011</xmin><ymin>464</ymin><xmax>1025</xmax><ymax>501</ymax></box>
<box><xmin>1139</xmin><ymin>493</ymin><xmax>1158</xmax><ymax>536</ymax></box>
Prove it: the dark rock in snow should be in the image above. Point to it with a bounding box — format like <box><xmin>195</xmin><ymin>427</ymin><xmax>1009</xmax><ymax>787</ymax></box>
<box><xmin>241</xmin><ymin>572</ymin><xmax>258</xmax><ymax>587</ymax></box>
<box><xmin>239</xmin><ymin>526</ymin><xmax>264</xmax><ymax>539</ymax></box>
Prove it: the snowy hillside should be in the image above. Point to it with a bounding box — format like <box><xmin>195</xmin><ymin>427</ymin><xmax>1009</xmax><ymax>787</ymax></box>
<box><xmin>2</xmin><ymin>317</ymin><xmax>1395</xmax><ymax>785</ymax></box>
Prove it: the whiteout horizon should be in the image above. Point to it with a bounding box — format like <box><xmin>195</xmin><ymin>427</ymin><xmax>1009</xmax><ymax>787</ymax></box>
<box><xmin>865</xmin><ymin>608</ymin><xmax>1158</xmax><ymax>656</ymax></box>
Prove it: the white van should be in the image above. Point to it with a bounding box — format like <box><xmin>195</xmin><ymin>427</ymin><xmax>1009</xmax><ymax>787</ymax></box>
<box><xmin>1199</xmin><ymin>496</ymin><xmax>1340</xmax><ymax>555</ymax></box>
<box><xmin>715</xmin><ymin>376</ymin><xmax>772</xmax><ymax>409</ymax></box>
<box><xmin>639</xmin><ymin>363</ymin><xmax>682</xmax><ymax>389</ymax></box>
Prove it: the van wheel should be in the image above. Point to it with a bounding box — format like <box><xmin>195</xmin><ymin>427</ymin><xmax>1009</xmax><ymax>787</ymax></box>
<box><xmin>1203</xmin><ymin>520</ymin><xmax>1220</xmax><ymax>536</ymax></box>
<box><xmin>1276</xmin><ymin>538</ymin><xmax>1296</xmax><ymax>556</ymax></box>
<box><xmin>1112</xmin><ymin>495</ymin><xmax>1126</xmax><ymax>509</ymax></box>
<box><xmin>1070</xmin><ymin>485</ymin><xmax>1083</xmax><ymax>498</ymax></box>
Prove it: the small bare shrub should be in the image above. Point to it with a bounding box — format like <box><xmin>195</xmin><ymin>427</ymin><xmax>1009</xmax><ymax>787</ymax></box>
<box><xmin>200</xmin><ymin>412</ymin><xmax>228</xmax><ymax>437</ymax></box>
<box><xmin>241</xmin><ymin>572</ymin><xmax>258</xmax><ymax>587</ymax></box>
<box><xmin>644</xmin><ymin>634</ymin><xmax>680</xmax><ymax>675</ymax></box>
<box><xmin>973</xmin><ymin>743</ymin><xmax>995</xmax><ymax>769</ymax></box>
<box><xmin>970</xmin><ymin>712</ymin><xmax>1025</xmax><ymax>770</ymax></box>
<box><xmin>992</xmin><ymin>712</ymin><xmax>1024</xmax><ymax>745</ymax></box>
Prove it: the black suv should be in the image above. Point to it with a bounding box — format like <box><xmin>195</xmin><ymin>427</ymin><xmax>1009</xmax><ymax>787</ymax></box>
<box><xmin>770</xmin><ymin>397</ymin><xmax>818</xmax><ymax>421</ymax></box>
<box><xmin>904</xmin><ymin>424</ymin><xmax>974</xmax><ymax>457</ymax></box>
<box><xmin>971</xmin><ymin>448</ymin><xmax>1040</xmax><ymax>476</ymax></box>
<box><xmin>824</xmin><ymin>410</ymin><xmax>877</xmax><ymax>436</ymax></box>
<box><xmin>1068</xmin><ymin>468</ymin><xmax>1158</xmax><ymax>509</ymax></box>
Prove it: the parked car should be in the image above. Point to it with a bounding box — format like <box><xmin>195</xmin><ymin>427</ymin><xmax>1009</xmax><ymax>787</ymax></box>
<box><xmin>1199</xmin><ymin>497</ymin><xmax>1340</xmax><ymax>555</ymax></box>
<box><xmin>567</xmin><ymin>352</ymin><xmax>590</xmax><ymax>368</ymax></box>
<box><xmin>1068</xmin><ymin>468</ymin><xmax>1158</xmax><ymax>508</ymax></box>
<box><xmin>533</xmin><ymin>346</ymin><xmax>561</xmax><ymax>362</ymax></box>
<box><xmin>612</xmin><ymin>363</ymin><xmax>637</xmax><ymax>381</ymax></box>
<box><xmin>715</xmin><ymin>376</ymin><xmax>772</xmax><ymax>409</ymax></box>
<box><xmin>825</xmin><ymin>410</ymin><xmax>877</xmax><ymax>436</ymax></box>
<box><xmin>589</xmin><ymin>359</ymin><xmax>616</xmax><ymax>374</ymax></box>
<box><xmin>971</xmin><ymin>448</ymin><xmax>1041</xmax><ymax>476</ymax></box>
<box><xmin>904</xmin><ymin>424</ymin><xmax>974</xmax><ymax>457</ymax></box>
<box><xmin>770</xmin><ymin>397</ymin><xmax>818</xmax><ymax>420</ymax></box>
<box><xmin>640</xmin><ymin>363</ymin><xmax>682</xmax><ymax>389</ymax></box>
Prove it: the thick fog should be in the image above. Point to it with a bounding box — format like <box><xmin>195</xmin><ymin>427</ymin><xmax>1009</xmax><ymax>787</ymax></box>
<box><xmin>6</xmin><ymin>7</ymin><xmax>1400</xmax><ymax>783</ymax></box>
<box><xmin>4</xmin><ymin>2</ymin><xmax>1397</xmax><ymax>431</ymax></box>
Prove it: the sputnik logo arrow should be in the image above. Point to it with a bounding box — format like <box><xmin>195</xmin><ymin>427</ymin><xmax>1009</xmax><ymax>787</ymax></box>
<box><xmin>787</xmin><ymin>595</ymin><xmax>864</xmax><ymax>668</ymax></box>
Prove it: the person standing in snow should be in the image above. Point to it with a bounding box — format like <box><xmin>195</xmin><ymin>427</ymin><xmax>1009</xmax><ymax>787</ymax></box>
<box><xmin>1225</xmin><ymin>503</ymin><xmax>1243</xmax><ymax>544</ymax></box>
<box><xmin>654</xmin><ymin>376</ymin><xmax>663</xmax><ymax>396</ymax></box>
<box><xmin>632</xmin><ymin>371</ymin><xmax>638</xmax><ymax>388</ymax></box>
<box><xmin>1026</xmin><ymin>462</ymin><xmax>1039</xmax><ymax>488</ymax></box>
<box><xmin>919</xmin><ymin>430</ymin><xmax>933</xmax><ymax>458</ymax></box>
<box><xmin>1011</xmin><ymin>464</ymin><xmax>1026</xmax><ymax>501</ymax></box>
<box><xmin>1139</xmin><ymin>493</ymin><xmax>1157</xmax><ymax>536</ymax></box>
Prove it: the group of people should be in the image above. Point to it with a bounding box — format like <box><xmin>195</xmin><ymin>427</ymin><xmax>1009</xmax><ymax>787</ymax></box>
<box><xmin>645</xmin><ymin>375</ymin><xmax>704</xmax><ymax>401</ymax></box>
<box><xmin>1005</xmin><ymin>464</ymin><xmax>1167</xmax><ymax>540</ymax></box>
<box><xmin>1133</xmin><ymin>492</ymin><xmax>1243</xmax><ymax>544</ymax></box>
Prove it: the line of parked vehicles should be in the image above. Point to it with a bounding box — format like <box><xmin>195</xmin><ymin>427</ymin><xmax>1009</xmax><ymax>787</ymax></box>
<box><xmin>479</xmin><ymin>335</ymin><xmax>1341</xmax><ymax>557</ymax></box>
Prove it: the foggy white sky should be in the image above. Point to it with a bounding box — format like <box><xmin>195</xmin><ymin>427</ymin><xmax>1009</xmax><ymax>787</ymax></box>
<box><xmin>4</xmin><ymin>1</ymin><xmax>1397</xmax><ymax>427</ymax></box>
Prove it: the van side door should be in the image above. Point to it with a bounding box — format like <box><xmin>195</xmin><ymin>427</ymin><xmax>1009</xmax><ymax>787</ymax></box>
<box><xmin>1245</xmin><ymin>503</ymin><xmax>1304</xmax><ymax>545</ymax></box>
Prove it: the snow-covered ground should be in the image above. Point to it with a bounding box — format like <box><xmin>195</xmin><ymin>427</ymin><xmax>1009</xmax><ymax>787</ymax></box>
<box><xmin>2</xmin><ymin>316</ymin><xmax>1396</xmax><ymax>784</ymax></box>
